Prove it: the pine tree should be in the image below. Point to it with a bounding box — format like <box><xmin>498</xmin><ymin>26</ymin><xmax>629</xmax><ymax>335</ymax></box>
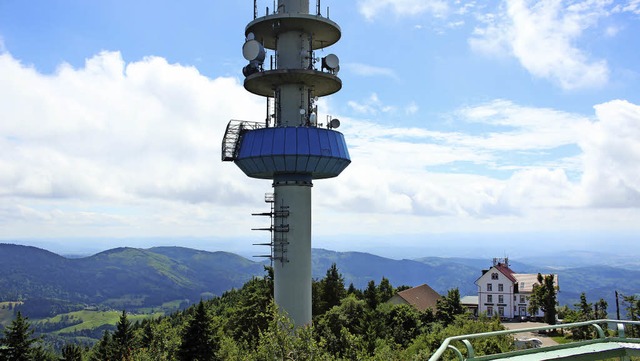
<box><xmin>1</xmin><ymin>311</ymin><xmax>37</xmax><ymax>361</ymax></box>
<box><xmin>178</xmin><ymin>300</ymin><xmax>219</xmax><ymax>361</ymax></box>
<box><xmin>61</xmin><ymin>343</ymin><xmax>84</xmax><ymax>361</ymax></box>
<box><xmin>377</xmin><ymin>277</ymin><xmax>394</xmax><ymax>303</ymax></box>
<box><xmin>572</xmin><ymin>293</ymin><xmax>594</xmax><ymax>339</ymax></box>
<box><xmin>595</xmin><ymin>298</ymin><xmax>608</xmax><ymax>319</ymax></box>
<box><xmin>623</xmin><ymin>295</ymin><xmax>640</xmax><ymax>337</ymax></box>
<box><xmin>112</xmin><ymin>310</ymin><xmax>135</xmax><ymax>360</ymax></box>
<box><xmin>90</xmin><ymin>330</ymin><xmax>113</xmax><ymax>361</ymax></box>
<box><xmin>321</xmin><ymin>263</ymin><xmax>346</xmax><ymax>312</ymax></box>
<box><xmin>364</xmin><ymin>280</ymin><xmax>378</xmax><ymax>310</ymax></box>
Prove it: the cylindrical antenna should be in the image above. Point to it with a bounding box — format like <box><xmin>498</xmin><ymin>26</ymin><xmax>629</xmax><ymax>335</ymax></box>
<box><xmin>317</xmin><ymin>0</ymin><xmax>321</xmax><ymax>15</ymax></box>
<box><xmin>254</xmin><ymin>0</ymin><xmax>258</xmax><ymax>19</ymax></box>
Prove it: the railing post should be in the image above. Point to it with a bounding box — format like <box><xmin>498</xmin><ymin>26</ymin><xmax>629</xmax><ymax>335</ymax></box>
<box><xmin>447</xmin><ymin>345</ymin><xmax>465</xmax><ymax>361</ymax></box>
<box><xmin>617</xmin><ymin>322</ymin><xmax>626</xmax><ymax>338</ymax></box>
<box><xmin>462</xmin><ymin>339</ymin><xmax>475</xmax><ymax>359</ymax></box>
<box><xmin>592</xmin><ymin>323</ymin><xmax>605</xmax><ymax>339</ymax></box>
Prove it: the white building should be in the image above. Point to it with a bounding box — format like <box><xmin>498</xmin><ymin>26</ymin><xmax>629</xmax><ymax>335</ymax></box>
<box><xmin>475</xmin><ymin>258</ymin><xmax>558</xmax><ymax>320</ymax></box>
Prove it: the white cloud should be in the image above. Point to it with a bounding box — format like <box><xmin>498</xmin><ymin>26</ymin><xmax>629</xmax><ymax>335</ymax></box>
<box><xmin>580</xmin><ymin>100</ymin><xmax>640</xmax><ymax>207</ymax></box>
<box><xmin>325</xmin><ymin>98</ymin><xmax>640</xmax><ymax>224</ymax></box>
<box><xmin>613</xmin><ymin>0</ymin><xmax>640</xmax><ymax>14</ymax></box>
<box><xmin>347</xmin><ymin>93</ymin><xmax>395</xmax><ymax>115</ymax></box>
<box><xmin>2</xmin><ymin>51</ymin><xmax>640</xmax><ymax>242</ymax></box>
<box><xmin>469</xmin><ymin>0</ymin><xmax>611</xmax><ymax>89</ymax></box>
<box><xmin>0</xmin><ymin>51</ymin><xmax>267</xmax><ymax>237</ymax></box>
<box><xmin>405</xmin><ymin>101</ymin><xmax>419</xmax><ymax>115</ymax></box>
<box><xmin>358</xmin><ymin>0</ymin><xmax>449</xmax><ymax>21</ymax></box>
<box><xmin>453</xmin><ymin>99</ymin><xmax>591</xmax><ymax>151</ymax></box>
<box><xmin>341</xmin><ymin>63</ymin><xmax>399</xmax><ymax>80</ymax></box>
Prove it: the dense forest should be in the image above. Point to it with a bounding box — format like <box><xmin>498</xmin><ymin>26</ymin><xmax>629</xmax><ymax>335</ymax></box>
<box><xmin>2</xmin><ymin>264</ymin><xmax>639</xmax><ymax>360</ymax></box>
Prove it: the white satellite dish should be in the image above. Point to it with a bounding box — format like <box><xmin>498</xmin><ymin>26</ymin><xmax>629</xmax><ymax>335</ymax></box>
<box><xmin>242</xmin><ymin>39</ymin><xmax>265</xmax><ymax>62</ymax></box>
<box><xmin>299</xmin><ymin>108</ymin><xmax>306</xmax><ymax>115</ymax></box>
<box><xmin>329</xmin><ymin>118</ymin><xmax>340</xmax><ymax>129</ymax></box>
<box><xmin>246</xmin><ymin>32</ymin><xmax>255</xmax><ymax>41</ymax></box>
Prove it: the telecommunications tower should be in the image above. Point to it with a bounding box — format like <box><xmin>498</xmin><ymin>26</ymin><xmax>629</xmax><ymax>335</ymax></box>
<box><xmin>222</xmin><ymin>0</ymin><xmax>350</xmax><ymax>327</ymax></box>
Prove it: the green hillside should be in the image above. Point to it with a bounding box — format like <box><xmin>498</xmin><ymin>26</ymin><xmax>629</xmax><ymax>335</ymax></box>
<box><xmin>0</xmin><ymin>244</ymin><xmax>265</xmax><ymax>318</ymax></box>
<box><xmin>1</xmin><ymin>243</ymin><xmax>638</xmax><ymax>323</ymax></box>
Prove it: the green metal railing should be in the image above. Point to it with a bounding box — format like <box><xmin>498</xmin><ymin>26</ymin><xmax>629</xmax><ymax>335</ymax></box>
<box><xmin>429</xmin><ymin>319</ymin><xmax>640</xmax><ymax>361</ymax></box>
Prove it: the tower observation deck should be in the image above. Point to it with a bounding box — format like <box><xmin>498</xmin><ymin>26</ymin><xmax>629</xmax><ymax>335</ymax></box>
<box><xmin>222</xmin><ymin>0</ymin><xmax>350</xmax><ymax>327</ymax></box>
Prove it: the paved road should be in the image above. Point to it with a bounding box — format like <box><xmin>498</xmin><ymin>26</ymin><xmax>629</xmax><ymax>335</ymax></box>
<box><xmin>502</xmin><ymin>321</ymin><xmax>559</xmax><ymax>347</ymax></box>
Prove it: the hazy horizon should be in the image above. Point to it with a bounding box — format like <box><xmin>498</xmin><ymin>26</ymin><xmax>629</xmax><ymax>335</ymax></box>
<box><xmin>3</xmin><ymin>231</ymin><xmax>638</xmax><ymax>262</ymax></box>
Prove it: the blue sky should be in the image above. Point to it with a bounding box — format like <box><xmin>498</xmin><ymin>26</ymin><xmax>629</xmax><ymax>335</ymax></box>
<box><xmin>1</xmin><ymin>0</ymin><xmax>640</xmax><ymax>258</ymax></box>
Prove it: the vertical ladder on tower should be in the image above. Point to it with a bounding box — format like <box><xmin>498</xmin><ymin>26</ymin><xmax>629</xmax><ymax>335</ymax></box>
<box><xmin>251</xmin><ymin>193</ymin><xmax>289</xmax><ymax>264</ymax></box>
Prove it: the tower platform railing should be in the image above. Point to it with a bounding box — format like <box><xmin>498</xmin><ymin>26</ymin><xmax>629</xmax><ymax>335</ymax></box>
<box><xmin>221</xmin><ymin>120</ymin><xmax>265</xmax><ymax>161</ymax></box>
<box><xmin>429</xmin><ymin>319</ymin><xmax>640</xmax><ymax>361</ymax></box>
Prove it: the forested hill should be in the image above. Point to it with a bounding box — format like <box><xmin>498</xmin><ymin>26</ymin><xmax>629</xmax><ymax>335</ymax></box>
<box><xmin>0</xmin><ymin>244</ymin><xmax>264</xmax><ymax>311</ymax></box>
<box><xmin>1</xmin><ymin>244</ymin><xmax>639</xmax><ymax>315</ymax></box>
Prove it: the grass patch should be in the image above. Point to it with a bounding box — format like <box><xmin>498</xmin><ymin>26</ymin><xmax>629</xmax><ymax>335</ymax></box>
<box><xmin>34</xmin><ymin>310</ymin><xmax>163</xmax><ymax>335</ymax></box>
<box><xmin>550</xmin><ymin>335</ymin><xmax>573</xmax><ymax>344</ymax></box>
<box><xmin>0</xmin><ymin>302</ymin><xmax>23</xmax><ymax>325</ymax></box>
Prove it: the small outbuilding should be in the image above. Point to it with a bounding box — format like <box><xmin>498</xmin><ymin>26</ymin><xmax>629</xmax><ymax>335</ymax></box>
<box><xmin>388</xmin><ymin>284</ymin><xmax>441</xmax><ymax>312</ymax></box>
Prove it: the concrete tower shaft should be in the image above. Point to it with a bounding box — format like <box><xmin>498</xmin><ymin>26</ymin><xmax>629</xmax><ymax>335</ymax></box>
<box><xmin>222</xmin><ymin>0</ymin><xmax>349</xmax><ymax>327</ymax></box>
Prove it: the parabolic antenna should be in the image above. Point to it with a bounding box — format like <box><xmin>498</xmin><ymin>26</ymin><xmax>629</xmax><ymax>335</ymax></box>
<box><xmin>243</xmin><ymin>39</ymin><xmax>266</xmax><ymax>62</ymax></box>
<box><xmin>246</xmin><ymin>32</ymin><xmax>255</xmax><ymax>41</ymax></box>
<box><xmin>322</xmin><ymin>54</ymin><xmax>339</xmax><ymax>70</ymax></box>
<box><xmin>329</xmin><ymin>118</ymin><xmax>340</xmax><ymax>129</ymax></box>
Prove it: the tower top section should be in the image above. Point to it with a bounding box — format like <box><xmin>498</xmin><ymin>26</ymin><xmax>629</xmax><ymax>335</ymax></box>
<box><xmin>246</xmin><ymin>14</ymin><xmax>340</xmax><ymax>50</ymax></box>
<box><xmin>222</xmin><ymin>0</ymin><xmax>350</xmax><ymax>180</ymax></box>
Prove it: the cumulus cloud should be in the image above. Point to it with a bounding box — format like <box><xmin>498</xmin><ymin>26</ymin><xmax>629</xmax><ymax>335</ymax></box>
<box><xmin>580</xmin><ymin>100</ymin><xmax>640</xmax><ymax>207</ymax></box>
<box><xmin>2</xmin><ymin>51</ymin><xmax>639</xmax><ymax>241</ymax></box>
<box><xmin>469</xmin><ymin>0</ymin><xmax>611</xmax><ymax>89</ymax></box>
<box><xmin>358</xmin><ymin>0</ymin><xmax>449</xmax><ymax>21</ymax></box>
<box><xmin>322</xmin><ymin>98</ymin><xmax>640</xmax><ymax>224</ymax></box>
<box><xmin>0</xmin><ymin>51</ymin><xmax>266</xmax><ymax>237</ymax></box>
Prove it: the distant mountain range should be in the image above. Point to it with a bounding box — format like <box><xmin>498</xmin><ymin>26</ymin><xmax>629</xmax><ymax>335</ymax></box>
<box><xmin>1</xmin><ymin>244</ymin><xmax>638</xmax><ymax>317</ymax></box>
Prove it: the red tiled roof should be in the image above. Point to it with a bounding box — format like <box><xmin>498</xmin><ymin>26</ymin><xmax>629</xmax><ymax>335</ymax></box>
<box><xmin>495</xmin><ymin>263</ymin><xmax>517</xmax><ymax>283</ymax></box>
<box><xmin>394</xmin><ymin>284</ymin><xmax>441</xmax><ymax>311</ymax></box>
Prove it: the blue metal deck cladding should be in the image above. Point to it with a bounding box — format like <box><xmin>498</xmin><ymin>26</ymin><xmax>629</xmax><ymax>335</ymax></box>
<box><xmin>235</xmin><ymin>127</ymin><xmax>351</xmax><ymax>179</ymax></box>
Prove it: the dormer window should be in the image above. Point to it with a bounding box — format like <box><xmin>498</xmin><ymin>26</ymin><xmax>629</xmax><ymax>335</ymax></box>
<box><xmin>491</xmin><ymin>272</ymin><xmax>499</xmax><ymax>280</ymax></box>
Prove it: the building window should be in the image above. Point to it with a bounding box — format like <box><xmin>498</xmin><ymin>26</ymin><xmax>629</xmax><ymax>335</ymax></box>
<box><xmin>520</xmin><ymin>295</ymin><xmax>525</xmax><ymax>303</ymax></box>
<box><xmin>499</xmin><ymin>307</ymin><xmax>504</xmax><ymax>316</ymax></box>
<box><xmin>514</xmin><ymin>295</ymin><xmax>517</xmax><ymax>301</ymax></box>
<box><xmin>491</xmin><ymin>272</ymin><xmax>499</xmax><ymax>280</ymax></box>
<box><xmin>498</xmin><ymin>283</ymin><xmax>504</xmax><ymax>292</ymax></box>
<box><xmin>498</xmin><ymin>295</ymin><xmax>504</xmax><ymax>304</ymax></box>
<box><xmin>487</xmin><ymin>295</ymin><xmax>493</xmax><ymax>303</ymax></box>
<box><xmin>487</xmin><ymin>307</ymin><xmax>493</xmax><ymax>316</ymax></box>
<box><xmin>487</xmin><ymin>283</ymin><xmax>493</xmax><ymax>291</ymax></box>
